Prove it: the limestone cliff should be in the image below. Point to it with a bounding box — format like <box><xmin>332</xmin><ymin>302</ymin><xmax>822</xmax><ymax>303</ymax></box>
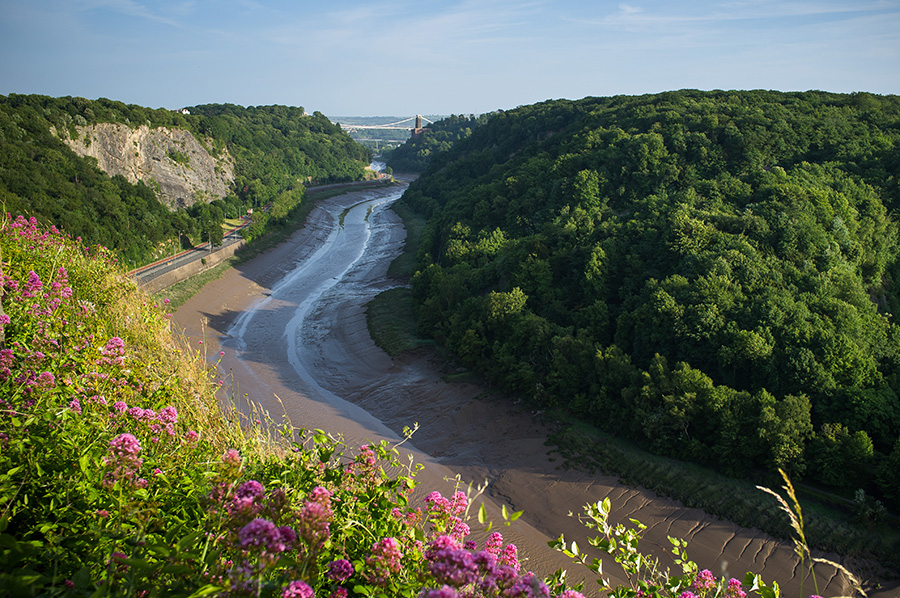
<box><xmin>61</xmin><ymin>123</ymin><xmax>234</xmax><ymax>210</ymax></box>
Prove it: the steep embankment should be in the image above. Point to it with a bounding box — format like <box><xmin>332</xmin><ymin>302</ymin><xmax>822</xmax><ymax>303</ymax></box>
<box><xmin>61</xmin><ymin>122</ymin><xmax>234</xmax><ymax>209</ymax></box>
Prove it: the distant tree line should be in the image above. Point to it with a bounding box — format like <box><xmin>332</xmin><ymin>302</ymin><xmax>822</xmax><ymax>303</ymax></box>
<box><xmin>386</xmin><ymin>113</ymin><xmax>491</xmax><ymax>172</ymax></box>
<box><xmin>0</xmin><ymin>94</ymin><xmax>371</xmax><ymax>264</ymax></box>
<box><xmin>399</xmin><ymin>90</ymin><xmax>900</xmax><ymax>509</ymax></box>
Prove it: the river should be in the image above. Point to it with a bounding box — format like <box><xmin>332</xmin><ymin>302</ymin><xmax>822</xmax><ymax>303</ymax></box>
<box><xmin>173</xmin><ymin>179</ymin><xmax>875</xmax><ymax>597</ymax></box>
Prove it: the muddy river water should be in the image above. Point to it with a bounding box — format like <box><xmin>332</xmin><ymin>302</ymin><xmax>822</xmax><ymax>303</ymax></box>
<box><xmin>174</xmin><ymin>180</ymin><xmax>881</xmax><ymax>597</ymax></box>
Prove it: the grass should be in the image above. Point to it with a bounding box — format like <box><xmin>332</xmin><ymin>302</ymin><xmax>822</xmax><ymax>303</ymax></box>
<box><xmin>386</xmin><ymin>198</ymin><xmax>427</xmax><ymax>280</ymax></box>
<box><xmin>363</xmin><ymin>195</ymin><xmax>434</xmax><ymax>357</ymax></box>
<box><xmin>546</xmin><ymin>416</ymin><xmax>900</xmax><ymax>576</ymax></box>
<box><xmin>365</xmin><ymin>287</ymin><xmax>433</xmax><ymax>356</ymax></box>
<box><xmin>162</xmin><ymin>256</ymin><xmax>240</xmax><ymax>310</ymax></box>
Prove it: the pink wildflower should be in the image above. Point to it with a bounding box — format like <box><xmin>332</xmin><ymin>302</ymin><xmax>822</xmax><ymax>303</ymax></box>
<box><xmin>726</xmin><ymin>578</ymin><xmax>747</xmax><ymax>598</ymax></box>
<box><xmin>327</xmin><ymin>558</ymin><xmax>353</xmax><ymax>582</ymax></box>
<box><xmin>506</xmin><ymin>572</ymin><xmax>550</xmax><ymax>597</ymax></box>
<box><xmin>238</xmin><ymin>518</ymin><xmax>290</xmax><ymax>553</ymax></box>
<box><xmin>451</xmin><ymin>520</ymin><xmax>470</xmax><ymax>541</ymax></box>
<box><xmin>298</xmin><ymin>488</ymin><xmax>332</xmax><ymax>547</ymax></box>
<box><xmin>423</xmin><ymin>587</ymin><xmax>458</xmax><ymax>598</ymax></box>
<box><xmin>158</xmin><ymin>405</ymin><xmax>178</xmax><ymax>423</ymax></box>
<box><xmin>425</xmin><ymin>535</ymin><xmax>477</xmax><ymax>587</ymax></box>
<box><xmin>219</xmin><ymin>448</ymin><xmax>242</xmax><ymax>480</ymax></box>
<box><xmin>281</xmin><ymin>581</ymin><xmax>313</xmax><ymax>598</ymax></box>
<box><xmin>693</xmin><ymin>569</ymin><xmax>716</xmax><ymax>592</ymax></box>
<box><xmin>500</xmin><ymin>543</ymin><xmax>519</xmax><ymax>572</ymax></box>
<box><xmin>484</xmin><ymin>532</ymin><xmax>504</xmax><ymax>555</ymax></box>
<box><xmin>365</xmin><ymin>537</ymin><xmax>403</xmax><ymax>586</ymax></box>
<box><xmin>99</xmin><ymin>337</ymin><xmax>126</xmax><ymax>366</ymax></box>
<box><xmin>450</xmin><ymin>491</ymin><xmax>468</xmax><ymax>515</ymax></box>
<box><xmin>426</xmin><ymin>491</ymin><xmax>452</xmax><ymax>515</ymax></box>
<box><xmin>35</xmin><ymin>371</ymin><xmax>55</xmax><ymax>388</ymax></box>
<box><xmin>23</xmin><ymin>271</ymin><xmax>42</xmax><ymax>298</ymax></box>
<box><xmin>103</xmin><ymin>433</ymin><xmax>143</xmax><ymax>487</ymax></box>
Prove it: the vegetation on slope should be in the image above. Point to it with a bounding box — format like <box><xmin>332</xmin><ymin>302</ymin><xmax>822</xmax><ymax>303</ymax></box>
<box><xmin>0</xmin><ymin>94</ymin><xmax>371</xmax><ymax>266</ymax></box>
<box><xmin>401</xmin><ymin>90</ymin><xmax>900</xmax><ymax>513</ymax></box>
<box><xmin>0</xmin><ymin>203</ymin><xmax>819</xmax><ymax>597</ymax></box>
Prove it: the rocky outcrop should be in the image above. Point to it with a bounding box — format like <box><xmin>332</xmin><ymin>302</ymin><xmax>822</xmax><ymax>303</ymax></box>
<box><xmin>61</xmin><ymin>123</ymin><xmax>234</xmax><ymax>210</ymax></box>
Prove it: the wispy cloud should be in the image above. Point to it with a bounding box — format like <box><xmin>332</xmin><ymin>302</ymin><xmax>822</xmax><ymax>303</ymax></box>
<box><xmin>574</xmin><ymin>0</ymin><xmax>900</xmax><ymax>29</ymax></box>
<box><xmin>72</xmin><ymin>0</ymin><xmax>190</xmax><ymax>28</ymax></box>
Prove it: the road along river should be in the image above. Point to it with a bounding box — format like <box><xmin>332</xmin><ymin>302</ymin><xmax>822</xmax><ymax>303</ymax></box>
<box><xmin>173</xmin><ymin>180</ymin><xmax>874</xmax><ymax>597</ymax></box>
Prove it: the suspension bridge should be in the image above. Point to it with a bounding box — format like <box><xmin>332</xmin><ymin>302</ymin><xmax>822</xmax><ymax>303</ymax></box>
<box><xmin>338</xmin><ymin>115</ymin><xmax>434</xmax><ymax>134</ymax></box>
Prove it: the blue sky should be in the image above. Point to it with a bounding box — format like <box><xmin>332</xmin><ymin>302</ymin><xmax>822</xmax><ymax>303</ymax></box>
<box><xmin>1</xmin><ymin>0</ymin><xmax>898</xmax><ymax>117</ymax></box>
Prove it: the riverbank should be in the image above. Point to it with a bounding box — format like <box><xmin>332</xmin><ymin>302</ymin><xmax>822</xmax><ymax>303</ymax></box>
<box><xmin>172</xmin><ymin>180</ymin><xmax>874</xmax><ymax>597</ymax></box>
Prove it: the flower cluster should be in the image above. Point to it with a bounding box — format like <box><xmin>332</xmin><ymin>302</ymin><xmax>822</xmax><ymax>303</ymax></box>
<box><xmin>297</xmin><ymin>486</ymin><xmax>333</xmax><ymax>551</ymax></box>
<box><xmin>98</xmin><ymin>336</ymin><xmax>126</xmax><ymax>366</ymax></box>
<box><xmin>418</xmin><ymin>532</ymin><xmax>537</xmax><ymax>598</ymax></box>
<box><xmin>102</xmin><ymin>433</ymin><xmax>144</xmax><ymax>488</ymax></box>
<box><xmin>365</xmin><ymin>536</ymin><xmax>403</xmax><ymax>586</ymax></box>
<box><xmin>238</xmin><ymin>517</ymin><xmax>295</xmax><ymax>554</ymax></box>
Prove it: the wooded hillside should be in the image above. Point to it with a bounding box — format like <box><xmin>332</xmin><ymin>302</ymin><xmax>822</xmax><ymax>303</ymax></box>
<box><xmin>0</xmin><ymin>94</ymin><xmax>371</xmax><ymax>264</ymax></box>
<box><xmin>401</xmin><ymin>90</ymin><xmax>900</xmax><ymax>508</ymax></box>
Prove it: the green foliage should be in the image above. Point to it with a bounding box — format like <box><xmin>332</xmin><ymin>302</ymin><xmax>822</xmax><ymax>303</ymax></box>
<box><xmin>552</xmin><ymin>471</ymin><xmax>862</xmax><ymax>598</ymax></box>
<box><xmin>404</xmin><ymin>90</ymin><xmax>900</xmax><ymax>509</ymax></box>
<box><xmin>0</xmin><ymin>214</ymin><xmax>552</xmax><ymax>598</ymax></box>
<box><xmin>167</xmin><ymin>148</ymin><xmax>190</xmax><ymax>165</ymax></box>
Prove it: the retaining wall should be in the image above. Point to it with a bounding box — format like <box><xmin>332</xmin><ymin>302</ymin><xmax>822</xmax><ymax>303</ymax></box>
<box><xmin>137</xmin><ymin>239</ymin><xmax>246</xmax><ymax>294</ymax></box>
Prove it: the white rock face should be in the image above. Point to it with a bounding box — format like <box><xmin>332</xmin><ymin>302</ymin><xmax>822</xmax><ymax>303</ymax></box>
<box><xmin>61</xmin><ymin>123</ymin><xmax>235</xmax><ymax>210</ymax></box>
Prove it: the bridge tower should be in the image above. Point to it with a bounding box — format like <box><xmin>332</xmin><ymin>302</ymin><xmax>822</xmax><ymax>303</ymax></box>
<box><xmin>411</xmin><ymin>114</ymin><xmax>426</xmax><ymax>138</ymax></box>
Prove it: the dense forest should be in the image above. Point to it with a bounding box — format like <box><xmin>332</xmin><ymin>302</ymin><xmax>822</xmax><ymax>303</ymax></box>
<box><xmin>400</xmin><ymin>90</ymin><xmax>900</xmax><ymax>509</ymax></box>
<box><xmin>386</xmin><ymin>113</ymin><xmax>490</xmax><ymax>172</ymax></box>
<box><xmin>0</xmin><ymin>94</ymin><xmax>371</xmax><ymax>264</ymax></box>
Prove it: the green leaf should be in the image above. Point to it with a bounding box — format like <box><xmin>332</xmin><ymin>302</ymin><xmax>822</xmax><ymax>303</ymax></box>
<box><xmin>147</xmin><ymin>544</ymin><xmax>171</xmax><ymax>558</ymax></box>
<box><xmin>121</xmin><ymin>557</ymin><xmax>154</xmax><ymax>571</ymax></box>
<box><xmin>160</xmin><ymin>564</ymin><xmax>192</xmax><ymax>575</ymax></box>
<box><xmin>177</xmin><ymin>531</ymin><xmax>205</xmax><ymax>551</ymax></box>
<box><xmin>0</xmin><ymin>533</ymin><xmax>20</xmax><ymax>551</ymax></box>
<box><xmin>186</xmin><ymin>584</ymin><xmax>225</xmax><ymax>598</ymax></box>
